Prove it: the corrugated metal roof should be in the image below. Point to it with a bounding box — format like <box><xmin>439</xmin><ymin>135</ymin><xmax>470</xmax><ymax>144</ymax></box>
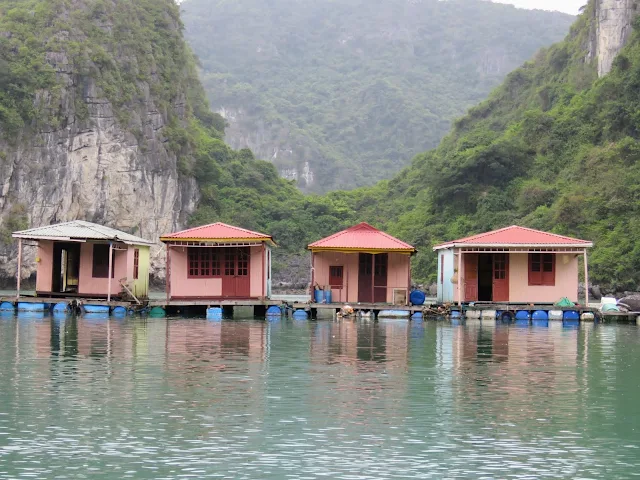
<box><xmin>433</xmin><ymin>225</ymin><xmax>592</xmax><ymax>250</ymax></box>
<box><xmin>12</xmin><ymin>220</ymin><xmax>155</xmax><ymax>245</ymax></box>
<box><xmin>308</xmin><ymin>222</ymin><xmax>416</xmax><ymax>252</ymax></box>
<box><xmin>161</xmin><ymin>222</ymin><xmax>273</xmax><ymax>243</ymax></box>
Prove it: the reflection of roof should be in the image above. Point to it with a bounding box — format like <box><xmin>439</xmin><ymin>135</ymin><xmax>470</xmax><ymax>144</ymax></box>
<box><xmin>12</xmin><ymin>220</ymin><xmax>155</xmax><ymax>245</ymax></box>
<box><xmin>161</xmin><ymin>222</ymin><xmax>274</xmax><ymax>244</ymax></box>
<box><xmin>433</xmin><ymin>225</ymin><xmax>593</xmax><ymax>250</ymax></box>
<box><xmin>308</xmin><ymin>222</ymin><xmax>416</xmax><ymax>253</ymax></box>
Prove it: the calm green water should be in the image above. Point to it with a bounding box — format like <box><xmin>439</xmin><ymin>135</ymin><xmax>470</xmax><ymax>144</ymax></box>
<box><xmin>0</xmin><ymin>315</ymin><xmax>639</xmax><ymax>479</ymax></box>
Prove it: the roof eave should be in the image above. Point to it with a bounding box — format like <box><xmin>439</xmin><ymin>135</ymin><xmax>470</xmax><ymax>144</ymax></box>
<box><xmin>434</xmin><ymin>242</ymin><xmax>593</xmax><ymax>250</ymax></box>
<box><xmin>308</xmin><ymin>246</ymin><xmax>416</xmax><ymax>254</ymax></box>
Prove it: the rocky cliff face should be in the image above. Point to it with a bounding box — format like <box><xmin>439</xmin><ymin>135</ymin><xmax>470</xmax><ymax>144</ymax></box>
<box><xmin>590</xmin><ymin>0</ymin><xmax>639</xmax><ymax>76</ymax></box>
<box><xmin>0</xmin><ymin>0</ymin><xmax>200</xmax><ymax>282</ymax></box>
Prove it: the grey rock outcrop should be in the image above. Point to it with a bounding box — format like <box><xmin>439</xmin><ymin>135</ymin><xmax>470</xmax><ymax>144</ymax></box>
<box><xmin>589</xmin><ymin>0</ymin><xmax>639</xmax><ymax>77</ymax></box>
<box><xmin>0</xmin><ymin>8</ymin><xmax>198</xmax><ymax>282</ymax></box>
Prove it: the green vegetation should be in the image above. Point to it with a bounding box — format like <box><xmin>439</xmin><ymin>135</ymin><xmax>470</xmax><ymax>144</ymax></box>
<box><xmin>182</xmin><ymin>0</ymin><xmax>573</xmax><ymax>193</ymax></box>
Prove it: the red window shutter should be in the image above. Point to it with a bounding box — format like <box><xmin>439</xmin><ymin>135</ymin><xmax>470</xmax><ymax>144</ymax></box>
<box><xmin>329</xmin><ymin>266</ymin><xmax>343</xmax><ymax>289</ymax></box>
<box><xmin>528</xmin><ymin>253</ymin><xmax>542</xmax><ymax>285</ymax></box>
<box><xmin>541</xmin><ymin>253</ymin><xmax>555</xmax><ymax>286</ymax></box>
<box><xmin>133</xmin><ymin>249</ymin><xmax>139</xmax><ymax>280</ymax></box>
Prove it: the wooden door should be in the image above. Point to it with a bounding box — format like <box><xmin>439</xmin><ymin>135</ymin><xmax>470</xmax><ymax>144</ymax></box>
<box><xmin>358</xmin><ymin>253</ymin><xmax>373</xmax><ymax>303</ymax></box>
<box><xmin>464</xmin><ymin>254</ymin><xmax>478</xmax><ymax>302</ymax></box>
<box><xmin>373</xmin><ymin>253</ymin><xmax>388</xmax><ymax>303</ymax></box>
<box><xmin>222</xmin><ymin>248</ymin><xmax>251</xmax><ymax>298</ymax></box>
<box><xmin>492</xmin><ymin>253</ymin><xmax>509</xmax><ymax>302</ymax></box>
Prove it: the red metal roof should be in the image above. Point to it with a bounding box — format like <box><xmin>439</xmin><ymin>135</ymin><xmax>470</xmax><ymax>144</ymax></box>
<box><xmin>161</xmin><ymin>222</ymin><xmax>273</xmax><ymax>242</ymax></box>
<box><xmin>308</xmin><ymin>222</ymin><xmax>416</xmax><ymax>252</ymax></box>
<box><xmin>433</xmin><ymin>225</ymin><xmax>592</xmax><ymax>249</ymax></box>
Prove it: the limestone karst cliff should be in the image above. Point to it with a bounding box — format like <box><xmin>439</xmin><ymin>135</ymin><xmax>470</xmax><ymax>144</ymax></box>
<box><xmin>0</xmin><ymin>0</ymin><xmax>207</xmax><ymax>281</ymax></box>
<box><xmin>589</xmin><ymin>0</ymin><xmax>639</xmax><ymax>76</ymax></box>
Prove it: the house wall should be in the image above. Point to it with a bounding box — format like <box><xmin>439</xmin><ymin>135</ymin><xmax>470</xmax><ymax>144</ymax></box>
<box><xmin>168</xmin><ymin>244</ymin><xmax>266</xmax><ymax>299</ymax></box>
<box><xmin>127</xmin><ymin>246</ymin><xmax>150</xmax><ymax>299</ymax></box>
<box><xmin>249</xmin><ymin>245</ymin><xmax>264</xmax><ymax>298</ymax></box>
<box><xmin>437</xmin><ymin>249</ymin><xmax>456</xmax><ymax>303</ymax></box>
<box><xmin>168</xmin><ymin>246</ymin><xmax>222</xmax><ymax>298</ymax></box>
<box><xmin>77</xmin><ymin>243</ymin><xmax>129</xmax><ymax>296</ymax></box>
<box><xmin>312</xmin><ymin>251</ymin><xmax>411</xmax><ymax>303</ymax></box>
<box><xmin>508</xmin><ymin>253</ymin><xmax>579</xmax><ymax>303</ymax></box>
<box><xmin>35</xmin><ymin>241</ymin><xmax>54</xmax><ymax>292</ymax></box>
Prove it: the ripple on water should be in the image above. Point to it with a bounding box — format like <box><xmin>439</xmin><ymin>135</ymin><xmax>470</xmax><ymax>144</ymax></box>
<box><xmin>0</xmin><ymin>317</ymin><xmax>638</xmax><ymax>478</ymax></box>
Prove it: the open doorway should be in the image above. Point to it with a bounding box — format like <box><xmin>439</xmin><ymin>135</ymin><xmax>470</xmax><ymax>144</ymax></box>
<box><xmin>478</xmin><ymin>254</ymin><xmax>493</xmax><ymax>301</ymax></box>
<box><xmin>52</xmin><ymin>242</ymin><xmax>81</xmax><ymax>294</ymax></box>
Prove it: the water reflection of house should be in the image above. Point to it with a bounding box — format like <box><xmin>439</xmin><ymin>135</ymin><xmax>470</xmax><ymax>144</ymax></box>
<box><xmin>434</xmin><ymin>226</ymin><xmax>592</xmax><ymax>305</ymax></box>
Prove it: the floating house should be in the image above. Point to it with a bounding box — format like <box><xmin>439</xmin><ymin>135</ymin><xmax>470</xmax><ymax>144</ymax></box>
<box><xmin>308</xmin><ymin>222</ymin><xmax>416</xmax><ymax>304</ymax></box>
<box><xmin>12</xmin><ymin>220</ymin><xmax>154</xmax><ymax>300</ymax></box>
<box><xmin>160</xmin><ymin>223</ymin><xmax>275</xmax><ymax>301</ymax></box>
<box><xmin>433</xmin><ymin>226</ymin><xmax>593</xmax><ymax>305</ymax></box>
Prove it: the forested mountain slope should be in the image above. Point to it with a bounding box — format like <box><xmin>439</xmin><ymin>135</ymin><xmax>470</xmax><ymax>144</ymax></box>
<box><xmin>182</xmin><ymin>0</ymin><xmax>573</xmax><ymax>193</ymax></box>
<box><xmin>322</xmin><ymin>0</ymin><xmax>640</xmax><ymax>292</ymax></box>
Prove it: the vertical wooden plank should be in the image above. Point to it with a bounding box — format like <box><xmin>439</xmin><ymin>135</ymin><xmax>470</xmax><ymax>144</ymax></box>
<box><xmin>107</xmin><ymin>242</ymin><xmax>113</xmax><ymax>302</ymax></box>
<box><xmin>584</xmin><ymin>248</ymin><xmax>589</xmax><ymax>306</ymax></box>
<box><xmin>16</xmin><ymin>238</ymin><xmax>22</xmax><ymax>299</ymax></box>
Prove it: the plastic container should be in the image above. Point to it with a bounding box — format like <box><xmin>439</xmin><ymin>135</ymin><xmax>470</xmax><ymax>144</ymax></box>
<box><xmin>450</xmin><ymin>310</ymin><xmax>462</xmax><ymax>319</ymax></box>
<box><xmin>314</xmin><ymin>289</ymin><xmax>324</xmax><ymax>303</ymax></box>
<box><xmin>266</xmin><ymin>305</ymin><xmax>282</xmax><ymax>316</ymax></box>
<box><xmin>83</xmin><ymin>304</ymin><xmax>110</xmax><ymax>314</ymax></box>
<box><xmin>532</xmin><ymin>310</ymin><xmax>549</xmax><ymax>321</ymax></box>
<box><xmin>324</xmin><ymin>289</ymin><xmax>332</xmax><ymax>304</ymax></box>
<box><xmin>52</xmin><ymin>302</ymin><xmax>68</xmax><ymax>314</ymax></box>
<box><xmin>548</xmin><ymin>310</ymin><xmax>563</xmax><ymax>321</ymax></box>
<box><xmin>409</xmin><ymin>290</ymin><xmax>426</xmax><ymax>306</ymax></box>
<box><xmin>111</xmin><ymin>306</ymin><xmax>127</xmax><ymax>317</ymax></box>
<box><xmin>411</xmin><ymin>311</ymin><xmax>424</xmax><ymax>321</ymax></box>
<box><xmin>17</xmin><ymin>302</ymin><xmax>46</xmax><ymax>312</ymax></box>
<box><xmin>563</xmin><ymin>310</ymin><xmax>580</xmax><ymax>321</ymax></box>
<box><xmin>515</xmin><ymin>310</ymin><xmax>531</xmax><ymax>321</ymax></box>
<box><xmin>292</xmin><ymin>309</ymin><xmax>308</xmax><ymax>320</ymax></box>
<box><xmin>581</xmin><ymin>312</ymin><xmax>595</xmax><ymax>321</ymax></box>
<box><xmin>481</xmin><ymin>310</ymin><xmax>497</xmax><ymax>320</ymax></box>
<box><xmin>206</xmin><ymin>307</ymin><xmax>223</xmax><ymax>320</ymax></box>
<box><xmin>0</xmin><ymin>301</ymin><xmax>14</xmax><ymax>312</ymax></box>
<box><xmin>499</xmin><ymin>311</ymin><xmax>514</xmax><ymax>323</ymax></box>
<box><xmin>149</xmin><ymin>306</ymin><xmax>166</xmax><ymax>317</ymax></box>
<box><xmin>378</xmin><ymin>310</ymin><xmax>410</xmax><ymax>318</ymax></box>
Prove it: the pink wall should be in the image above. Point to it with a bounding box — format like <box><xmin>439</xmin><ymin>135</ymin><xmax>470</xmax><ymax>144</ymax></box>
<box><xmin>313</xmin><ymin>251</ymin><xmax>410</xmax><ymax>303</ymax></box>
<box><xmin>78</xmin><ymin>243</ymin><xmax>129</xmax><ymax>295</ymax></box>
<box><xmin>508</xmin><ymin>253</ymin><xmax>579</xmax><ymax>303</ymax></box>
<box><xmin>36</xmin><ymin>241</ymin><xmax>54</xmax><ymax>292</ymax></box>
<box><xmin>168</xmin><ymin>245</ymin><xmax>266</xmax><ymax>299</ymax></box>
<box><xmin>456</xmin><ymin>251</ymin><xmax>579</xmax><ymax>303</ymax></box>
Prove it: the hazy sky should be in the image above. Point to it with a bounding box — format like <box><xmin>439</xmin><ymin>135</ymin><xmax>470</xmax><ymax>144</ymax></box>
<box><xmin>493</xmin><ymin>0</ymin><xmax>586</xmax><ymax>15</ymax></box>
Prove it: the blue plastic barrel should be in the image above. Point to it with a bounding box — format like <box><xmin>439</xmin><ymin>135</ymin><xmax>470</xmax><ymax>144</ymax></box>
<box><xmin>532</xmin><ymin>310</ymin><xmax>549</xmax><ymax>321</ymax></box>
<box><xmin>112</xmin><ymin>306</ymin><xmax>127</xmax><ymax>317</ymax></box>
<box><xmin>0</xmin><ymin>301</ymin><xmax>14</xmax><ymax>312</ymax></box>
<box><xmin>293</xmin><ymin>309</ymin><xmax>308</xmax><ymax>320</ymax></box>
<box><xmin>409</xmin><ymin>290</ymin><xmax>426</xmax><ymax>306</ymax></box>
<box><xmin>411</xmin><ymin>311</ymin><xmax>423</xmax><ymax>321</ymax></box>
<box><xmin>53</xmin><ymin>302</ymin><xmax>68</xmax><ymax>314</ymax></box>
<box><xmin>324</xmin><ymin>289</ymin><xmax>332</xmax><ymax>304</ymax></box>
<box><xmin>314</xmin><ymin>289</ymin><xmax>324</xmax><ymax>303</ymax></box>
<box><xmin>17</xmin><ymin>302</ymin><xmax>46</xmax><ymax>312</ymax></box>
<box><xmin>206</xmin><ymin>307</ymin><xmax>223</xmax><ymax>320</ymax></box>
<box><xmin>266</xmin><ymin>305</ymin><xmax>282</xmax><ymax>316</ymax></box>
<box><xmin>83</xmin><ymin>304</ymin><xmax>110</xmax><ymax>314</ymax></box>
<box><xmin>451</xmin><ymin>310</ymin><xmax>462</xmax><ymax>319</ymax></box>
<box><xmin>563</xmin><ymin>310</ymin><xmax>580</xmax><ymax>321</ymax></box>
<box><xmin>515</xmin><ymin>310</ymin><xmax>531</xmax><ymax>321</ymax></box>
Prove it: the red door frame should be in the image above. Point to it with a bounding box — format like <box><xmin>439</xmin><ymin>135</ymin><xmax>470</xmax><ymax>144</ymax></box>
<box><xmin>222</xmin><ymin>247</ymin><xmax>251</xmax><ymax>298</ymax></box>
<box><xmin>492</xmin><ymin>253</ymin><xmax>509</xmax><ymax>302</ymax></box>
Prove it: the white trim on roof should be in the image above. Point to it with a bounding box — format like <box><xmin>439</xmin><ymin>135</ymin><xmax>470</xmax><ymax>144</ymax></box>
<box><xmin>433</xmin><ymin>242</ymin><xmax>593</xmax><ymax>250</ymax></box>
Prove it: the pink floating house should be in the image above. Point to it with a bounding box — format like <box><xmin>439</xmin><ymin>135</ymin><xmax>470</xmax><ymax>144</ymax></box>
<box><xmin>160</xmin><ymin>223</ymin><xmax>275</xmax><ymax>301</ymax></box>
<box><xmin>433</xmin><ymin>226</ymin><xmax>593</xmax><ymax>305</ymax></box>
<box><xmin>12</xmin><ymin>220</ymin><xmax>154</xmax><ymax>300</ymax></box>
<box><xmin>308</xmin><ymin>222</ymin><xmax>416</xmax><ymax>304</ymax></box>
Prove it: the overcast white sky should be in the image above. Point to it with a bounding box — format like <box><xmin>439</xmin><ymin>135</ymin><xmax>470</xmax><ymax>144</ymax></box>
<box><xmin>492</xmin><ymin>0</ymin><xmax>586</xmax><ymax>15</ymax></box>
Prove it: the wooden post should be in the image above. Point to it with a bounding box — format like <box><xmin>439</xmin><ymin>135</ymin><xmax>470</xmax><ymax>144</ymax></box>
<box><xmin>261</xmin><ymin>243</ymin><xmax>266</xmax><ymax>299</ymax></box>
<box><xmin>107</xmin><ymin>242</ymin><xmax>113</xmax><ymax>303</ymax></box>
<box><xmin>166</xmin><ymin>244</ymin><xmax>171</xmax><ymax>303</ymax></box>
<box><xmin>584</xmin><ymin>248</ymin><xmax>589</xmax><ymax>306</ymax></box>
<box><xmin>457</xmin><ymin>248</ymin><xmax>462</xmax><ymax>307</ymax></box>
<box><xmin>371</xmin><ymin>254</ymin><xmax>376</xmax><ymax>303</ymax></box>
<box><xmin>16</xmin><ymin>238</ymin><xmax>22</xmax><ymax>299</ymax></box>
